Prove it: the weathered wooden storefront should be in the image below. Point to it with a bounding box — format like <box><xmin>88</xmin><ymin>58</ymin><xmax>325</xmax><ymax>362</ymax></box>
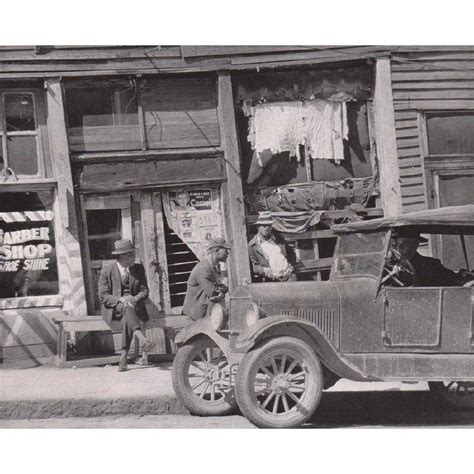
<box><xmin>1</xmin><ymin>45</ymin><xmax>470</xmax><ymax>367</ymax></box>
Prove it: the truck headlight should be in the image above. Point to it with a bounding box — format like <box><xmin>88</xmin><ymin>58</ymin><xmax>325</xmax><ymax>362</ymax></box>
<box><xmin>210</xmin><ymin>303</ymin><xmax>227</xmax><ymax>331</ymax></box>
<box><xmin>245</xmin><ymin>303</ymin><xmax>264</xmax><ymax>327</ymax></box>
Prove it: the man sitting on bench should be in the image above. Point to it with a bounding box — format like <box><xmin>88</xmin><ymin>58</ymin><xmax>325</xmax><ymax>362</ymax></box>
<box><xmin>98</xmin><ymin>239</ymin><xmax>151</xmax><ymax>372</ymax></box>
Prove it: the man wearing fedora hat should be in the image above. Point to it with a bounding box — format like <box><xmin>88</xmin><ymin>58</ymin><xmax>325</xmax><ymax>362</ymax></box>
<box><xmin>98</xmin><ymin>239</ymin><xmax>151</xmax><ymax>371</ymax></box>
<box><xmin>390</xmin><ymin>231</ymin><xmax>474</xmax><ymax>287</ymax></box>
<box><xmin>182</xmin><ymin>237</ymin><xmax>231</xmax><ymax>321</ymax></box>
<box><xmin>248</xmin><ymin>211</ymin><xmax>296</xmax><ymax>282</ymax></box>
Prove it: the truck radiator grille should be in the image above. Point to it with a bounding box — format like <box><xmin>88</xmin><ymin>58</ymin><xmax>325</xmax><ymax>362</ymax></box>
<box><xmin>281</xmin><ymin>308</ymin><xmax>338</xmax><ymax>344</ymax></box>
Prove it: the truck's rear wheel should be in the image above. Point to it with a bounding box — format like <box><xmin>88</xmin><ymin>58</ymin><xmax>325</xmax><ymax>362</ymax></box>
<box><xmin>235</xmin><ymin>336</ymin><xmax>323</xmax><ymax>428</ymax></box>
<box><xmin>429</xmin><ymin>381</ymin><xmax>474</xmax><ymax>410</ymax></box>
<box><xmin>172</xmin><ymin>336</ymin><xmax>236</xmax><ymax>416</ymax></box>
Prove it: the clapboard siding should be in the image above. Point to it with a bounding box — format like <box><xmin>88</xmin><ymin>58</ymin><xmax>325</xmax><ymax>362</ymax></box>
<box><xmin>390</xmin><ymin>48</ymin><xmax>474</xmax><ymax>212</ymax></box>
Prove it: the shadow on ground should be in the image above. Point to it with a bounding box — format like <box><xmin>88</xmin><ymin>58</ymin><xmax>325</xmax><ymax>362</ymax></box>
<box><xmin>303</xmin><ymin>391</ymin><xmax>474</xmax><ymax>428</ymax></box>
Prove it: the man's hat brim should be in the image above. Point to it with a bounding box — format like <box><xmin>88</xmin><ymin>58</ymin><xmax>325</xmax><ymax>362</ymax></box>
<box><xmin>111</xmin><ymin>247</ymin><xmax>136</xmax><ymax>255</ymax></box>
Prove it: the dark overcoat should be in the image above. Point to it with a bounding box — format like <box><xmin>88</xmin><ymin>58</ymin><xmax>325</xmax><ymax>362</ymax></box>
<box><xmin>182</xmin><ymin>259</ymin><xmax>222</xmax><ymax>321</ymax></box>
<box><xmin>98</xmin><ymin>262</ymin><xmax>149</xmax><ymax>325</ymax></box>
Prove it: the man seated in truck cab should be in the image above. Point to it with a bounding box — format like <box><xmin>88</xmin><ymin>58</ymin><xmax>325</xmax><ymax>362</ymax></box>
<box><xmin>388</xmin><ymin>232</ymin><xmax>474</xmax><ymax>287</ymax></box>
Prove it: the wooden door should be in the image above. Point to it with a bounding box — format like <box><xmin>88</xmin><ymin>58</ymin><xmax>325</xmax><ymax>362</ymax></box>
<box><xmin>81</xmin><ymin>193</ymin><xmax>133</xmax><ymax>314</ymax></box>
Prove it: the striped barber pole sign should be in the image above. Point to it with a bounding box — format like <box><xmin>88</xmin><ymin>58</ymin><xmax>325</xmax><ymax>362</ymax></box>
<box><xmin>0</xmin><ymin>211</ymin><xmax>54</xmax><ymax>223</ymax></box>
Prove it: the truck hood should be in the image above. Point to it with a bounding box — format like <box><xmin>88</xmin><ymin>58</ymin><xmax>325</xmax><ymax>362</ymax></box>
<box><xmin>243</xmin><ymin>280</ymin><xmax>341</xmax><ymax>316</ymax></box>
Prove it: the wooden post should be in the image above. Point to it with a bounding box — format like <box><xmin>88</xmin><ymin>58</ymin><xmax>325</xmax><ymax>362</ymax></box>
<box><xmin>45</xmin><ymin>78</ymin><xmax>88</xmax><ymax>316</ymax></box>
<box><xmin>373</xmin><ymin>57</ymin><xmax>403</xmax><ymax>217</ymax></box>
<box><xmin>217</xmin><ymin>72</ymin><xmax>251</xmax><ymax>289</ymax></box>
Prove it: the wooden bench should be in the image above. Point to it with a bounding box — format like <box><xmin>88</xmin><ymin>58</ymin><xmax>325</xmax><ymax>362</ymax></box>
<box><xmin>52</xmin><ymin>315</ymin><xmax>147</xmax><ymax>368</ymax></box>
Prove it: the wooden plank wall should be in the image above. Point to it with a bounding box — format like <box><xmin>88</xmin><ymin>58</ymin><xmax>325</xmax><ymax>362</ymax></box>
<box><xmin>390</xmin><ymin>47</ymin><xmax>474</xmax><ymax>212</ymax></box>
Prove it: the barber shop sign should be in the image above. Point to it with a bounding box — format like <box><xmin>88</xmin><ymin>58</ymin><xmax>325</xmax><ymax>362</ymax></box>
<box><xmin>0</xmin><ymin>210</ymin><xmax>55</xmax><ymax>272</ymax></box>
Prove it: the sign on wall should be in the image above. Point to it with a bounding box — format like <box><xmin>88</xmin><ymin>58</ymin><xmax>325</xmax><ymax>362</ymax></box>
<box><xmin>0</xmin><ymin>193</ymin><xmax>59</xmax><ymax>299</ymax></box>
<box><xmin>163</xmin><ymin>187</ymin><xmax>223</xmax><ymax>260</ymax></box>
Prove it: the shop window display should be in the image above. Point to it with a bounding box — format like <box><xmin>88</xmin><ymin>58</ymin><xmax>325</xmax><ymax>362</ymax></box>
<box><xmin>0</xmin><ymin>190</ymin><xmax>59</xmax><ymax>298</ymax></box>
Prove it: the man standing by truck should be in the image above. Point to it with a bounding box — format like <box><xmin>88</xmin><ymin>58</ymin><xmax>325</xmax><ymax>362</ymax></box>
<box><xmin>182</xmin><ymin>237</ymin><xmax>231</xmax><ymax>321</ymax></box>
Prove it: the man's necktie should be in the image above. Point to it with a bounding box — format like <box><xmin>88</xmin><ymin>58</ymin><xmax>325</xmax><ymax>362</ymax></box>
<box><xmin>122</xmin><ymin>270</ymin><xmax>129</xmax><ymax>285</ymax></box>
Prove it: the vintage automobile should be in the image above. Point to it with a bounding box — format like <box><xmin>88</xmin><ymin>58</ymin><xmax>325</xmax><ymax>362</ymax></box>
<box><xmin>172</xmin><ymin>205</ymin><xmax>474</xmax><ymax>428</ymax></box>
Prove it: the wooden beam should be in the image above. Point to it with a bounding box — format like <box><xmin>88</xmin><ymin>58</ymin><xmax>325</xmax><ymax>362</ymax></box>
<box><xmin>373</xmin><ymin>58</ymin><xmax>403</xmax><ymax>217</ymax></box>
<box><xmin>77</xmin><ymin>156</ymin><xmax>225</xmax><ymax>193</ymax></box>
<box><xmin>217</xmin><ymin>72</ymin><xmax>251</xmax><ymax>288</ymax></box>
<box><xmin>71</xmin><ymin>146</ymin><xmax>223</xmax><ymax>163</ymax></box>
<box><xmin>140</xmin><ymin>192</ymin><xmax>163</xmax><ymax>314</ymax></box>
<box><xmin>45</xmin><ymin>77</ymin><xmax>88</xmax><ymax>316</ymax></box>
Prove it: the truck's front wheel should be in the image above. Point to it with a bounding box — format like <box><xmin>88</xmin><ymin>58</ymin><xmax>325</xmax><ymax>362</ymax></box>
<box><xmin>172</xmin><ymin>336</ymin><xmax>236</xmax><ymax>416</ymax></box>
<box><xmin>235</xmin><ymin>336</ymin><xmax>323</xmax><ymax>428</ymax></box>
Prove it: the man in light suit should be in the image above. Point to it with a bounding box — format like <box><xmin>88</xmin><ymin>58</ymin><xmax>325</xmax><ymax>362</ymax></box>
<box><xmin>98</xmin><ymin>239</ymin><xmax>151</xmax><ymax>372</ymax></box>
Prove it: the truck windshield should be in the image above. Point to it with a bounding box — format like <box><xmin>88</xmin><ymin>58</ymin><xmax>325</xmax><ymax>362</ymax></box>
<box><xmin>337</xmin><ymin>231</ymin><xmax>388</xmax><ymax>255</ymax></box>
<box><xmin>332</xmin><ymin>231</ymin><xmax>389</xmax><ymax>280</ymax></box>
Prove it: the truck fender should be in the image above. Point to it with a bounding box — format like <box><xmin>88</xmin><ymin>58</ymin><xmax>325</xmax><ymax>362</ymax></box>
<box><xmin>174</xmin><ymin>317</ymin><xmax>230</xmax><ymax>358</ymax></box>
<box><xmin>236</xmin><ymin>316</ymin><xmax>376</xmax><ymax>382</ymax></box>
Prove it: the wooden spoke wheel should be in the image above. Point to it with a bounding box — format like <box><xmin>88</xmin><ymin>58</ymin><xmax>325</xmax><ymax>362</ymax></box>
<box><xmin>172</xmin><ymin>336</ymin><xmax>236</xmax><ymax>416</ymax></box>
<box><xmin>236</xmin><ymin>336</ymin><xmax>323</xmax><ymax>428</ymax></box>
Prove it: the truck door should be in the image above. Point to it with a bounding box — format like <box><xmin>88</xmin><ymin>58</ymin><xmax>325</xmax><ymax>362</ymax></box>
<box><xmin>383</xmin><ymin>287</ymin><xmax>473</xmax><ymax>353</ymax></box>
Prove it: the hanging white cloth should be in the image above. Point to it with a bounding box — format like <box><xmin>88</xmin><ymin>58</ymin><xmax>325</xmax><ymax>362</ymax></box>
<box><xmin>248</xmin><ymin>102</ymin><xmax>304</xmax><ymax>161</ymax></box>
<box><xmin>247</xmin><ymin>98</ymin><xmax>350</xmax><ymax>169</ymax></box>
<box><xmin>303</xmin><ymin>99</ymin><xmax>348</xmax><ymax>163</ymax></box>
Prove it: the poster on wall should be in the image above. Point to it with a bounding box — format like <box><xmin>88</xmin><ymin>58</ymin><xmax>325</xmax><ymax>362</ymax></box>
<box><xmin>0</xmin><ymin>191</ymin><xmax>59</xmax><ymax>299</ymax></box>
<box><xmin>163</xmin><ymin>187</ymin><xmax>223</xmax><ymax>261</ymax></box>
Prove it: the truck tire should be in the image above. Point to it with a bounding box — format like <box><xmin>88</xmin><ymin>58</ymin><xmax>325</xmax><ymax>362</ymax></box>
<box><xmin>172</xmin><ymin>336</ymin><xmax>237</xmax><ymax>416</ymax></box>
<box><xmin>429</xmin><ymin>381</ymin><xmax>474</xmax><ymax>410</ymax></box>
<box><xmin>235</xmin><ymin>336</ymin><xmax>323</xmax><ymax>428</ymax></box>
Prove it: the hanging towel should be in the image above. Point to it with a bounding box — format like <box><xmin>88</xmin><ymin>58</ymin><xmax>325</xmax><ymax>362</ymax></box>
<box><xmin>249</xmin><ymin>102</ymin><xmax>304</xmax><ymax>161</ymax></box>
<box><xmin>303</xmin><ymin>99</ymin><xmax>349</xmax><ymax>163</ymax></box>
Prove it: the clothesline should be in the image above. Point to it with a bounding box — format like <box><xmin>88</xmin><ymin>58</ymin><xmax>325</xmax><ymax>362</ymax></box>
<box><xmin>246</xmin><ymin>98</ymin><xmax>350</xmax><ymax>173</ymax></box>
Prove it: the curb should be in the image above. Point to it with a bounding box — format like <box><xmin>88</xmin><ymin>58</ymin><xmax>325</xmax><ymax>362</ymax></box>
<box><xmin>0</xmin><ymin>396</ymin><xmax>189</xmax><ymax>420</ymax></box>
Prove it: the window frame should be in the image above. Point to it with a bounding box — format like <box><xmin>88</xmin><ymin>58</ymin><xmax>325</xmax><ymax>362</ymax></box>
<box><xmin>0</xmin><ymin>182</ymin><xmax>63</xmax><ymax>309</ymax></box>
<box><xmin>422</xmin><ymin>110</ymin><xmax>474</xmax><ymax>160</ymax></box>
<box><xmin>0</xmin><ymin>89</ymin><xmax>46</xmax><ymax>178</ymax></box>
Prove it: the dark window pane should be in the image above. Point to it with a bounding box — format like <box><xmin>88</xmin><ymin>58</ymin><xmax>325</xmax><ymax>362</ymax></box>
<box><xmin>66</xmin><ymin>87</ymin><xmax>138</xmax><ymax>127</ymax></box>
<box><xmin>5</xmin><ymin>93</ymin><xmax>35</xmax><ymax>132</ymax></box>
<box><xmin>0</xmin><ymin>190</ymin><xmax>59</xmax><ymax>298</ymax></box>
<box><xmin>426</xmin><ymin>113</ymin><xmax>474</xmax><ymax>155</ymax></box>
<box><xmin>66</xmin><ymin>88</ymin><xmax>114</xmax><ymax>127</ymax></box>
<box><xmin>86</xmin><ymin>209</ymin><xmax>122</xmax><ymax>260</ymax></box>
<box><xmin>7</xmin><ymin>135</ymin><xmax>38</xmax><ymax>175</ymax></box>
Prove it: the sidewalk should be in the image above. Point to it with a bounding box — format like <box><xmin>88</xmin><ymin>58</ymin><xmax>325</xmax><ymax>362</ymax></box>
<box><xmin>0</xmin><ymin>360</ymin><xmax>430</xmax><ymax>422</ymax></box>
<box><xmin>0</xmin><ymin>360</ymin><xmax>188</xmax><ymax>421</ymax></box>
